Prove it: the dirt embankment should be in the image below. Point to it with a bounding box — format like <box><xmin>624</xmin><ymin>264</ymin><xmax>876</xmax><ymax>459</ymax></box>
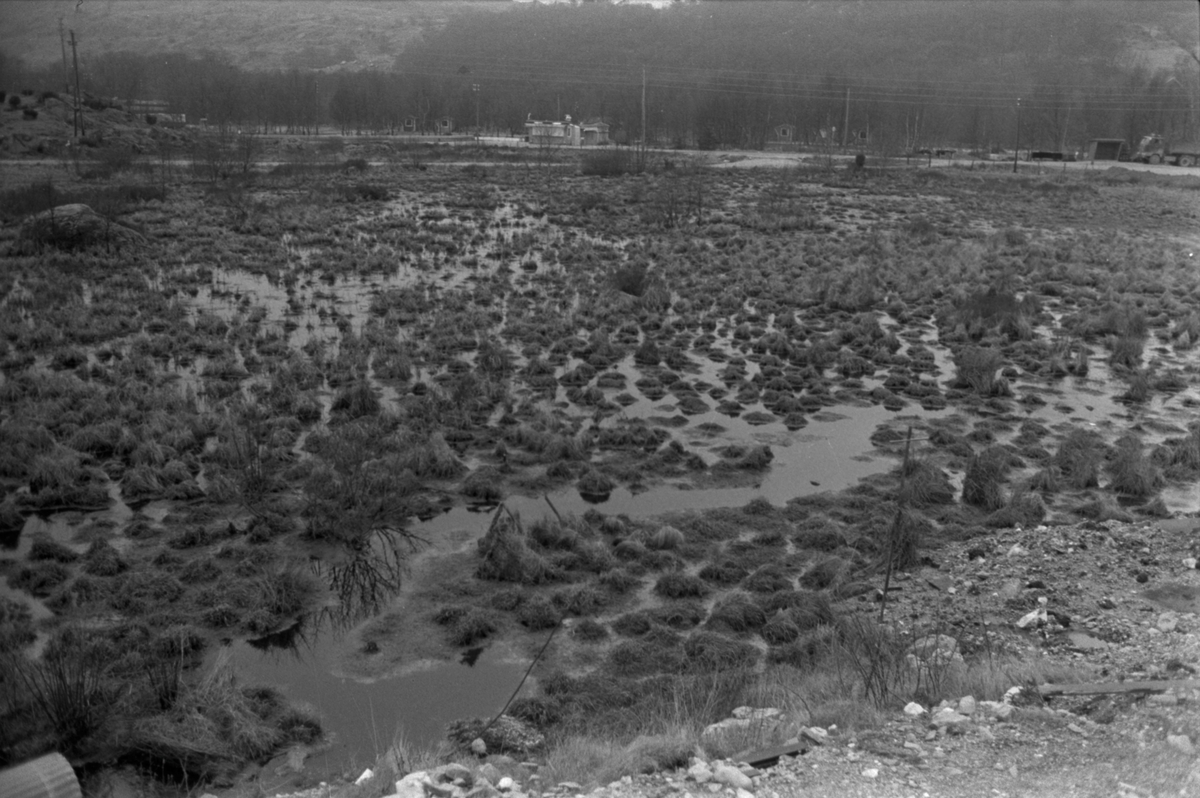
<box><xmin>0</xmin><ymin>91</ymin><xmax>192</xmax><ymax>158</ymax></box>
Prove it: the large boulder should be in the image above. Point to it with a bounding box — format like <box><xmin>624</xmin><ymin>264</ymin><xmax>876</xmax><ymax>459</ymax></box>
<box><xmin>16</xmin><ymin>203</ymin><xmax>145</xmax><ymax>252</ymax></box>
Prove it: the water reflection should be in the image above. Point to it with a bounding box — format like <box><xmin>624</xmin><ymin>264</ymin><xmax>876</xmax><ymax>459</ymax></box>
<box><xmin>315</xmin><ymin>528</ymin><xmax>418</xmax><ymax>632</ymax></box>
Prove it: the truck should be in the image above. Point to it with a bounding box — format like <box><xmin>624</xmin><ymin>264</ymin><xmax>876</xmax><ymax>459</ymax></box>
<box><xmin>1132</xmin><ymin>134</ymin><xmax>1200</xmax><ymax>166</ymax></box>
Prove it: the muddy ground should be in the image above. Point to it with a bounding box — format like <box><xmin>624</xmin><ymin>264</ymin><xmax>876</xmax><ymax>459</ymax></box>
<box><xmin>2</xmin><ymin>149</ymin><xmax>1200</xmax><ymax>789</ymax></box>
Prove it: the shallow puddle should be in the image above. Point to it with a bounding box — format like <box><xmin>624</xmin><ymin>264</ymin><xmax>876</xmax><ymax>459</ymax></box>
<box><xmin>220</xmin><ymin>634</ymin><xmax>527</xmax><ymax>771</ymax></box>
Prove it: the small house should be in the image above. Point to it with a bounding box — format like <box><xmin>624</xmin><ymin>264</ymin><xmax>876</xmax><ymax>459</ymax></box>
<box><xmin>581</xmin><ymin>120</ymin><xmax>610</xmax><ymax>145</ymax></box>
<box><xmin>526</xmin><ymin>118</ymin><xmax>581</xmax><ymax>147</ymax></box>
<box><xmin>435</xmin><ymin>117</ymin><xmax>454</xmax><ymax>135</ymax></box>
<box><xmin>402</xmin><ymin>116</ymin><xmax>418</xmax><ymax>133</ymax></box>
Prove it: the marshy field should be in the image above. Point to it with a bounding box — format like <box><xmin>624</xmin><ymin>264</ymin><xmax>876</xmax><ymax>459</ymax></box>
<box><xmin>2</xmin><ymin>142</ymin><xmax>1200</xmax><ymax>793</ymax></box>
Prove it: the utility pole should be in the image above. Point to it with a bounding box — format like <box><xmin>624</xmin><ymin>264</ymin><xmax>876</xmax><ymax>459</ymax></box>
<box><xmin>472</xmin><ymin>83</ymin><xmax>481</xmax><ymax>131</ymax></box>
<box><xmin>70</xmin><ymin>30</ymin><xmax>84</xmax><ymax>138</ymax></box>
<box><xmin>842</xmin><ymin>86</ymin><xmax>850</xmax><ymax>148</ymax></box>
<box><xmin>58</xmin><ymin>18</ymin><xmax>71</xmax><ymax>95</ymax></box>
<box><xmin>641</xmin><ymin>66</ymin><xmax>647</xmax><ymax>148</ymax></box>
<box><xmin>1012</xmin><ymin>97</ymin><xmax>1021</xmax><ymax>174</ymax></box>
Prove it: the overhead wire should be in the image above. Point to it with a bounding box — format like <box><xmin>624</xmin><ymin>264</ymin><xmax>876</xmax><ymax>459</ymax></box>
<box><xmin>388</xmin><ymin>59</ymin><xmax>1190</xmax><ymax>113</ymax></box>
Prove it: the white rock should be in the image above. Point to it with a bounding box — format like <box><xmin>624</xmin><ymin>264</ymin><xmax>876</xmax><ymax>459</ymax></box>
<box><xmin>931</xmin><ymin>708</ymin><xmax>970</xmax><ymax>729</ymax></box>
<box><xmin>712</xmin><ymin>765</ymin><xmax>753</xmax><ymax>791</ymax></box>
<box><xmin>688</xmin><ymin>763</ymin><xmax>713</xmax><ymax>783</ymax></box>
<box><xmin>957</xmin><ymin>696</ymin><xmax>977</xmax><ymax>716</ymax></box>
<box><xmin>356</xmin><ymin>769</ymin><xmax>375</xmax><ymax>786</ymax></box>
<box><xmin>1003</xmin><ymin>686</ymin><xmax>1023</xmax><ymax>704</ymax></box>
<box><xmin>1168</xmin><ymin>734</ymin><xmax>1195</xmax><ymax>755</ymax></box>
<box><xmin>471</xmin><ymin>738</ymin><xmax>488</xmax><ymax>756</ymax></box>
<box><xmin>862</xmin><ymin>768</ymin><xmax>879</xmax><ymax>779</ymax></box>
<box><xmin>1158</xmin><ymin>612</ymin><xmax>1179</xmax><ymax>633</ymax></box>
<box><xmin>497</xmin><ymin>777</ymin><xmax>515</xmax><ymax>792</ymax></box>
<box><xmin>702</xmin><ymin>713</ymin><xmax>782</xmax><ymax>748</ymax></box>
<box><xmin>801</xmin><ymin>727</ymin><xmax>829</xmax><ymax>745</ymax></box>
<box><xmin>735</xmin><ymin>789</ymin><xmax>755</xmax><ymax>798</ymax></box>
<box><xmin>1017</xmin><ymin>608</ymin><xmax>1047</xmax><ymax>629</ymax></box>
<box><xmin>732</xmin><ymin>706</ymin><xmax>783</xmax><ymax>722</ymax></box>
<box><xmin>1006</xmin><ymin>544</ymin><xmax>1028</xmax><ymax>557</ymax></box>
<box><xmin>903</xmin><ymin>702</ymin><xmax>926</xmax><ymax>717</ymax></box>
<box><xmin>395</xmin><ymin>772</ymin><xmax>431</xmax><ymax>798</ymax></box>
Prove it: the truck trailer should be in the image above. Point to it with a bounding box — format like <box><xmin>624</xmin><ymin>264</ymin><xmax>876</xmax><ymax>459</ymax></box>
<box><xmin>1133</xmin><ymin>134</ymin><xmax>1200</xmax><ymax>166</ymax></box>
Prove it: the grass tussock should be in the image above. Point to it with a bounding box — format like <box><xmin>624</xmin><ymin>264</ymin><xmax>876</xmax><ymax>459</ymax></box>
<box><xmin>1053</xmin><ymin>428</ymin><xmax>1106</xmax><ymax>489</ymax></box>
<box><xmin>952</xmin><ymin>346</ymin><xmax>1009</xmax><ymax>396</ymax></box>
<box><xmin>130</xmin><ymin>654</ymin><xmax>321</xmax><ymax>782</ymax></box>
<box><xmin>962</xmin><ymin>446</ymin><xmax>1015</xmax><ymax>510</ymax></box>
<box><xmin>1107</xmin><ymin>434</ymin><xmax>1163</xmax><ymax>498</ymax></box>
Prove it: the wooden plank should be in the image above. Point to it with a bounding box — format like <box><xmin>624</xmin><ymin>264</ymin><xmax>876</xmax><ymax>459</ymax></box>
<box><xmin>1039</xmin><ymin>679</ymin><xmax>1200</xmax><ymax>697</ymax></box>
<box><xmin>740</xmin><ymin>742</ymin><xmax>808</xmax><ymax>769</ymax></box>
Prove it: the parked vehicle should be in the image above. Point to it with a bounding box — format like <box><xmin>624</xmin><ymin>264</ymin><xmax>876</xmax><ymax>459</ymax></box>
<box><xmin>1132</xmin><ymin>134</ymin><xmax>1200</xmax><ymax>166</ymax></box>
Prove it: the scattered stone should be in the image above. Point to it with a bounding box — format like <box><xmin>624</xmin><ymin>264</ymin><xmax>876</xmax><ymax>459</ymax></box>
<box><xmin>356</xmin><ymin>769</ymin><xmax>375</xmax><ymax>786</ymax></box>
<box><xmin>1066</xmin><ymin>631</ymin><xmax>1108</xmax><ymax>651</ymax></box>
<box><xmin>1007</xmin><ymin>544</ymin><xmax>1028</xmax><ymax>557</ymax></box>
<box><xmin>924</xmin><ymin>572</ymin><xmax>953</xmax><ymax>591</ymax></box>
<box><xmin>862</xmin><ymin>768</ymin><xmax>879</xmax><ymax>779</ymax></box>
<box><xmin>688</xmin><ymin>762</ymin><xmax>713</xmax><ymax>783</ymax></box>
<box><xmin>712</xmin><ymin>764</ymin><xmax>753</xmax><ymax>791</ymax></box>
<box><xmin>471</xmin><ymin>738</ymin><xmax>488</xmax><ymax>757</ymax></box>
<box><xmin>1168</xmin><ymin>734</ymin><xmax>1195</xmax><ymax>755</ymax></box>
<box><xmin>930</xmin><ymin>708</ymin><xmax>970</xmax><ymax>729</ymax></box>
<box><xmin>1098</xmin><ymin>597</ymin><xmax>1117</xmax><ymax>610</ymax></box>
<box><xmin>395</xmin><ymin>772</ymin><xmax>431</xmax><ymax>798</ymax></box>
<box><xmin>1147</xmin><ymin>693</ymin><xmax>1178</xmax><ymax>707</ymax></box>
<box><xmin>1157</xmin><ymin>612</ymin><xmax>1179</xmax><ymax>633</ymax></box>
<box><xmin>497</xmin><ymin>777</ymin><xmax>515</xmax><ymax>791</ymax></box>
<box><xmin>801</xmin><ymin>727</ymin><xmax>829</xmax><ymax>745</ymax></box>
<box><xmin>1184</xmin><ymin>557</ymin><xmax>1198</xmax><ymax>570</ymax></box>
<box><xmin>732</xmin><ymin>707</ymin><xmax>783</xmax><ymax>722</ymax></box>
<box><xmin>957</xmin><ymin>696</ymin><xmax>976</xmax><ymax>716</ymax></box>
<box><xmin>903</xmin><ymin>702</ymin><xmax>926</xmax><ymax>717</ymax></box>
<box><xmin>702</xmin><ymin>708</ymin><xmax>784</xmax><ymax>748</ymax></box>
<box><xmin>1016</xmin><ymin>606</ymin><xmax>1048</xmax><ymax>629</ymax></box>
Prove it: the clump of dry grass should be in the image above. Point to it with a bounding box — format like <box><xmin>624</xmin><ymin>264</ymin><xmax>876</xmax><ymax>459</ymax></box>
<box><xmin>1053</xmin><ymin>428</ymin><xmax>1106</xmax><ymax>489</ymax></box>
<box><xmin>476</xmin><ymin>509</ymin><xmax>561</xmax><ymax>585</ymax></box>
<box><xmin>1107</xmin><ymin>434</ymin><xmax>1163</xmax><ymax>498</ymax></box>
<box><xmin>951</xmin><ymin>346</ymin><xmax>1008</xmax><ymax>396</ymax></box>
<box><xmin>961</xmin><ymin>446</ymin><xmax>1015</xmax><ymax>510</ymax></box>
<box><xmin>130</xmin><ymin>653</ymin><xmax>321</xmax><ymax>782</ymax></box>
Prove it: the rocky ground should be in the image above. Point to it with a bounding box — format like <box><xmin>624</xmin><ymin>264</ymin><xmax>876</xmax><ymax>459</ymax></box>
<box><xmin>204</xmin><ymin>516</ymin><xmax>1200</xmax><ymax>798</ymax></box>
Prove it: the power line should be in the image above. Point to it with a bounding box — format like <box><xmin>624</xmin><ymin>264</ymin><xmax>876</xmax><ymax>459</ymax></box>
<box><xmin>389</xmin><ymin>63</ymin><xmax>1190</xmax><ymax>113</ymax></box>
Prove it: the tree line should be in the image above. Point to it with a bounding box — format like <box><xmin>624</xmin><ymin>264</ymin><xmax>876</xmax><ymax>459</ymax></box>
<box><xmin>1</xmin><ymin>0</ymin><xmax>1197</xmax><ymax>152</ymax></box>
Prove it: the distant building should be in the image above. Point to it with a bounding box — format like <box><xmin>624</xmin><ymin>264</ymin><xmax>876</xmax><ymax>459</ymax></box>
<box><xmin>766</xmin><ymin>123</ymin><xmax>799</xmax><ymax>151</ymax></box>
<box><xmin>581</xmin><ymin>120</ymin><xmax>610</xmax><ymax>145</ymax></box>
<box><xmin>402</xmin><ymin>116</ymin><xmax>418</xmax><ymax>133</ymax></box>
<box><xmin>526</xmin><ymin>118</ymin><xmax>580</xmax><ymax>146</ymax></box>
<box><xmin>126</xmin><ymin>99</ymin><xmax>171</xmax><ymax>115</ymax></box>
<box><xmin>525</xmin><ymin>117</ymin><xmax>610</xmax><ymax>146</ymax></box>
<box><xmin>435</xmin><ymin>116</ymin><xmax>454</xmax><ymax>135</ymax></box>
